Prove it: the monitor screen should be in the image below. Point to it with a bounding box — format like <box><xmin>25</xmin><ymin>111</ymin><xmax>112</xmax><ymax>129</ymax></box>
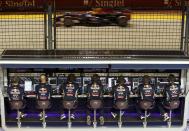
<box><xmin>24</xmin><ymin>80</ymin><xmax>33</xmax><ymax>91</ymax></box>
<box><xmin>83</xmin><ymin>77</ymin><xmax>91</xmax><ymax>85</ymax></box>
<box><xmin>49</xmin><ymin>77</ymin><xmax>57</xmax><ymax>85</ymax></box>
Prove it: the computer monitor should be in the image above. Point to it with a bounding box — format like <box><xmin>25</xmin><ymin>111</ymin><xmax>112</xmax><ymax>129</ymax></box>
<box><xmin>24</xmin><ymin>80</ymin><xmax>33</xmax><ymax>92</ymax></box>
<box><xmin>83</xmin><ymin>77</ymin><xmax>91</xmax><ymax>85</ymax></box>
<box><xmin>108</xmin><ymin>77</ymin><xmax>115</xmax><ymax>88</ymax></box>
<box><xmin>48</xmin><ymin>77</ymin><xmax>57</xmax><ymax>86</ymax></box>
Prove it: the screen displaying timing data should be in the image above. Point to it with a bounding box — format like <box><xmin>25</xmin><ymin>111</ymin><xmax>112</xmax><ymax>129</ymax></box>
<box><xmin>48</xmin><ymin>77</ymin><xmax>57</xmax><ymax>86</ymax></box>
<box><xmin>24</xmin><ymin>80</ymin><xmax>33</xmax><ymax>92</ymax></box>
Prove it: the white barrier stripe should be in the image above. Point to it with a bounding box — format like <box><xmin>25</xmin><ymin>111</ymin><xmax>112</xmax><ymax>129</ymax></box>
<box><xmin>0</xmin><ymin>60</ymin><xmax>188</xmax><ymax>65</ymax></box>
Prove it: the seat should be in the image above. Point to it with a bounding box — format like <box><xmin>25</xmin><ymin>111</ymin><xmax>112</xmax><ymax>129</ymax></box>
<box><xmin>139</xmin><ymin>100</ymin><xmax>153</xmax><ymax>110</ymax></box>
<box><xmin>62</xmin><ymin>100</ymin><xmax>77</xmax><ymax>128</ymax></box>
<box><xmin>10</xmin><ymin>100</ymin><xmax>25</xmax><ymax>128</ymax></box>
<box><xmin>89</xmin><ymin>100</ymin><xmax>103</xmax><ymax>127</ymax></box>
<box><xmin>115</xmin><ymin>101</ymin><xmax>128</xmax><ymax>110</ymax></box>
<box><xmin>164</xmin><ymin>100</ymin><xmax>180</xmax><ymax>128</ymax></box>
<box><xmin>114</xmin><ymin>101</ymin><xmax>129</xmax><ymax>128</ymax></box>
<box><xmin>164</xmin><ymin>100</ymin><xmax>180</xmax><ymax>110</ymax></box>
<box><xmin>37</xmin><ymin>100</ymin><xmax>51</xmax><ymax>110</ymax></box>
<box><xmin>63</xmin><ymin>101</ymin><xmax>77</xmax><ymax>110</ymax></box>
<box><xmin>89</xmin><ymin>100</ymin><xmax>102</xmax><ymax>109</ymax></box>
<box><xmin>36</xmin><ymin>100</ymin><xmax>51</xmax><ymax>128</ymax></box>
<box><xmin>10</xmin><ymin>100</ymin><xmax>24</xmax><ymax>110</ymax></box>
<box><xmin>139</xmin><ymin>100</ymin><xmax>154</xmax><ymax>128</ymax></box>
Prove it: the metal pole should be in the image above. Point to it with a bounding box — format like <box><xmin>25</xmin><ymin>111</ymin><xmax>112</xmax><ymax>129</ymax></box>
<box><xmin>118</xmin><ymin>109</ymin><xmax>122</xmax><ymax>128</ymax></box>
<box><xmin>44</xmin><ymin>11</ymin><xmax>47</xmax><ymax>50</ymax></box>
<box><xmin>180</xmin><ymin>0</ymin><xmax>186</xmax><ymax>51</ymax></box>
<box><xmin>0</xmin><ymin>88</ymin><xmax>6</xmax><ymax>130</ymax></box>
<box><xmin>93</xmin><ymin>109</ymin><xmax>97</xmax><ymax>128</ymax></box>
<box><xmin>184</xmin><ymin>7</ymin><xmax>189</xmax><ymax>55</ymax></box>
<box><xmin>143</xmin><ymin>110</ymin><xmax>147</xmax><ymax>128</ymax></box>
<box><xmin>53</xmin><ymin>0</ymin><xmax>56</xmax><ymax>49</ymax></box>
<box><xmin>181</xmin><ymin>69</ymin><xmax>187</xmax><ymax>94</ymax></box>
<box><xmin>182</xmin><ymin>69</ymin><xmax>189</xmax><ymax>129</ymax></box>
<box><xmin>68</xmin><ymin>109</ymin><xmax>71</xmax><ymax>128</ymax></box>
<box><xmin>119</xmin><ymin>110</ymin><xmax>122</xmax><ymax>123</ymax></box>
<box><xmin>48</xmin><ymin>3</ymin><xmax>53</xmax><ymax>50</ymax></box>
<box><xmin>168</xmin><ymin>110</ymin><xmax>172</xmax><ymax>128</ymax></box>
<box><xmin>0</xmin><ymin>67</ymin><xmax>6</xmax><ymax>130</ymax></box>
<box><xmin>68</xmin><ymin>109</ymin><xmax>71</xmax><ymax>123</ymax></box>
<box><xmin>42</xmin><ymin>109</ymin><xmax>46</xmax><ymax>128</ymax></box>
<box><xmin>17</xmin><ymin>110</ymin><xmax>21</xmax><ymax>128</ymax></box>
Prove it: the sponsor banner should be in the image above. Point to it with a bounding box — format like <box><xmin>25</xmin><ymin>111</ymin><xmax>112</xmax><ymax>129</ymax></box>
<box><xmin>0</xmin><ymin>0</ymin><xmax>46</xmax><ymax>11</ymax></box>
<box><xmin>56</xmin><ymin>0</ymin><xmax>185</xmax><ymax>10</ymax></box>
<box><xmin>0</xmin><ymin>0</ymin><xmax>187</xmax><ymax>12</ymax></box>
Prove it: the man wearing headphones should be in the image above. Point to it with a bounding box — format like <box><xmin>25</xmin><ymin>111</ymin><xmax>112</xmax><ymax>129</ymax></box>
<box><xmin>7</xmin><ymin>76</ymin><xmax>25</xmax><ymax>119</ymax></box>
<box><xmin>157</xmin><ymin>74</ymin><xmax>181</xmax><ymax>121</ymax></box>
<box><xmin>111</xmin><ymin>76</ymin><xmax>130</xmax><ymax>118</ymax></box>
<box><xmin>35</xmin><ymin>74</ymin><xmax>52</xmax><ymax>120</ymax></box>
<box><xmin>60</xmin><ymin>74</ymin><xmax>79</xmax><ymax>120</ymax></box>
<box><xmin>86</xmin><ymin>74</ymin><xmax>104</xmax><ymax>125</ymax></box>
<box><xmin>135</xmin><ymin>75</ymin><xmax>155</xmax><ymax>119</ymax></box>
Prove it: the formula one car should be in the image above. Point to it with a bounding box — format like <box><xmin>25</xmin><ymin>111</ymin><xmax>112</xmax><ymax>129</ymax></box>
<box><xmin>55</xmin><ymin>8</ymin><xmax>131</xmax><ymax>27</ymax></box>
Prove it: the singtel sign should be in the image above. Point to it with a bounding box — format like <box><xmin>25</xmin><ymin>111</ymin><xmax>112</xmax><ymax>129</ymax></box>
<box><xmin>84</xmin><ymin>0</ymin><xmax>125</xmax><ymax>7</ymax></box>
<box><xmin>0</xmin><ymin>0</ymin><xmax>188</xmax><ymax>11</ymax></box>
<box><xmin>0</xmin><ymin>0</ymin><xmax>35</xmax><ymax>8</ymax></box>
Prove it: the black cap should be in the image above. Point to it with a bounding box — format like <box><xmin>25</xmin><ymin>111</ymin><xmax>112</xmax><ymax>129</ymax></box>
<box><xmin>67</xmin><ymin>74</ymin><xmax>76</xmax><ymax>82</ymax></box>
<box><xmin>143</xmin><ymin>75</ymin><xmax>150</xmax><ymax>84</ymax></box>
<box><xmin>168</xmin><ymin>74</ymin><xmax>176</xmax><ymax>83</ymax></box>
<box><xmin>117</xmin><ymin>76</ymin><xmax>126</xmax><ymax>84</ymax></box>
<box><xmin>91</xmin><ymin>74</ymin><xmax>100</xmax><ymax>83</ymax></box>
<box><xmin>11</xmin><ymin>76</ymin><xmax>20</xmax><ymax>84</ymax></box>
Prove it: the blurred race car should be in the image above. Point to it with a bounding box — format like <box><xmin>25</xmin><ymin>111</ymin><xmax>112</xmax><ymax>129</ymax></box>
<box><xmin>55</xmin><ymin>8</ymin><xmax>131</xmax><ymax>27</ymax></box>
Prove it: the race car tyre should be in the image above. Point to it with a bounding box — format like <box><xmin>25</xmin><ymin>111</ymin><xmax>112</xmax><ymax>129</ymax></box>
<box><xmin>117</xmin><ymin>16</ymin><xmax>128</xmax><ymax>27</ymax></box>
<box><xmin>64</xmin><ymin>16</ymin><xmax>73</xmax><ymax>27</ymax></box>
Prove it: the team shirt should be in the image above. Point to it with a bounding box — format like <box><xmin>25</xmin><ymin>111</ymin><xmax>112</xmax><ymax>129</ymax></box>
<box><xmin>35</xmin><ymin>83</ymin><xmax>51</xmax><ymax>100</ymax></box>
<box><xmin>164</xmin><ymin>83</ymin><xmax>181</xmax><ymax>102</ymax></box>
<box><xmin>138</xmin><ymin>84</ymin><xmax>155</xmax><ymax>102</ymax></box>
<box><xmin>112</xmin><ymin>84</ymin><xmax>130</xmax><ymax>101</ymax></box>
<box><xmin>7</xmin><ymin>84</ymin><xmax>24</xmax><ymax>101</ymax></box>
<box><xmin>61</xmin><ymin>82</ymin><xmax>79</xmax><ymax>101</ymax></box>
<box><xmin>87</xmin><ymin>82</ymin><xmax>103</xmax><ymax>100</ymax></box>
